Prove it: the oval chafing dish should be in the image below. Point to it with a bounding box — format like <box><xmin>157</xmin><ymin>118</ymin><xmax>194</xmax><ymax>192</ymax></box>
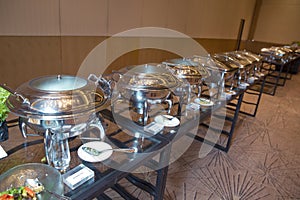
<box><xmin>261</xmin><ymin>46</ymin><xmax>289</xmax><ymax>63</ymax></box>
<box><xmin>192</xmin><ymin>55</ymin><xmax>239</xmax><ymax>99</ymax></box>
<box><xmin>235</xmin><ymin>50</ymin><xmax>262</xmax><ymax>63</ymax></box>
<box><xmin>192</xmin><ymin>55</ymin><xmax>237</xmax><ymax>75</ymax></box>
<box><xmin>214</xmin><ymin>53</ymin><xmax>249</xmax><ymax>86</ymax></box>
<box><xmin>213</xmin><ymin>53</ymin><xmax>243</xmax><ymax>69</ymax></box>
<box><xmin>233</xmin><ymin>50</ymin><xmax>264</xmax><ymax>78</ymax></box>
<box><xmin>225</xmin><ymin>52</ymin><xmax>253</xmax><ymax>67</ymax></box>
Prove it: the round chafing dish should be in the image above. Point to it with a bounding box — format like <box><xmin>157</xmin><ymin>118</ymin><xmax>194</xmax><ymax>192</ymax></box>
<box><xmin>7</xmin><ymin>75</ymin><xmax>107</xmax><ymax>119</ymax></box>
<box><xmin>116</xmin><ymin>64</ymin><xmax>181</xmax><ymax>102</ymax></box>
<box><xmin>163</xmin><ymin>58</ymin><xmax>210</xmax><ymax>84</ymax></box>
<box><xmin>163</xmin><ymin>58</ymin><xmax>210</xmax><ymax>97</ymax></box>
<box><xmin>3</xmin><ymin>74</ymin><xmax>110</xmax><ymax>139</ymax></box>
<box><xmin>2</xmin><ymin>74</ymin><xmax>110</xmax><ymax>166</ymax></box>
<box><xmin>213</xmin><ymin>53</ymin><xmax>243</xmax><ymax>69</ymax></box>
<box><xmin>112</xmin><ymin>64</ymin><xmax>186</xmax><ymax>125</ymax></box>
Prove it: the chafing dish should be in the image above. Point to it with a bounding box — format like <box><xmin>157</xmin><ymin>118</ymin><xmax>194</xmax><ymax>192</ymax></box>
<box><xmin>5</xmin><ymin>75</ymin><xmax>107</xmax><ymax>120</ymax></box>
<box><xmin>226</xmin><ymin>51</ymin><xmax>264</xmax><ymax>80</ymax></box>
<box><xmin>214</xmin><ymin>53</ymin><xmax>250</xmax><ymax>87</ymax></box>
<box><xmin>225</xmin><ymin>52</ymin><xmax>253</xmax><ymax>67</ymax></box>
<box><xmin>192</xmin><ymin>55</ymin><xmax>238</xmax><ymax>99</ymax></box>
<box><xmin>233</xmin><ymin>50</ymin><xmax>264</xmax><ymax>78</ymax></box>
<box><xmin>163</xmin><ymin>58</ymin><xmax>210</xmax><ymax>97</ymax></box>
<box><xmin>112</xmin><ymin>64</ymin><xmax>187</xmax><ymax>125</ymax></box>
<box><xmin>235</xmin><ymin>50</ymin><xmax>262</xmax><ymax>63</ymax></box>
<box><xmin>1</xmin><ymin>74</ymin><xmax>110</xmax><ymax>164</ymax></box>
<box><xmin>261</xmin><ymin>46</ymin><xmax>291</xmax><ymax>64</ymax></box>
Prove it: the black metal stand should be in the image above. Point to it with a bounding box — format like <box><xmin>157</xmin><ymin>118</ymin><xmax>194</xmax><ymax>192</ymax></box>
<box><xmin>261</xmin><ymin>61</ymin><xmax>290</xmax><ymax>96</ymax></box>
<box><xmin>90</xmin><ymin>107</ymin><xmax>173</xmax><ymax>200</ymax></box>
<box><xmin>238</xmin><ymin>76</ymin><xmax>266</xmax><ymax>117</ymax></box>
<box><xmin>194</xmin><ymin>92</ymin><xmax>245</xmax><ymax>152</ymax></box>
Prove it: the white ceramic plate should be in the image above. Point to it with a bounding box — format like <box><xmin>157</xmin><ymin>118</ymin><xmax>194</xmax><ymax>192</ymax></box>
<box><xmin>225</xmin><ymin>89</ymin><xmax>237</xmax><ymax>96</ymax></box>
<box><xmin>78</xmin><ymin>141</ymin><xmax>113</xmax><ymax>163</ymax></box>
<box><xmin>154</xmin><ymin>115</ymin><xmax>180</xmax><ymax>127</ymax></box>
<box><xmin>194</xmin><ymin>98</ymin><xmax>214</xmax><ymax>107</ymax></box>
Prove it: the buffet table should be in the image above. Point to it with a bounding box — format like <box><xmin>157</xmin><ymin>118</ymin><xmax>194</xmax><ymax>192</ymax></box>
<box><xmin>0</xmin><ymin>52</ymin><xmax>269</xmax><ymax>199</ymax></box>
<box><xmin>0</xmin><ymin>97</ymin><xmax>199</xmax><ymax>199</ymax></box>
<box><xmin>260</xmin><ymin>47</ymin><xmax>300</xmax><ymax>96</ymax></box>
<box><xmin>0</xmin><ymin>86</ymin><xmax>250</xmax><ymax>199</ymax></box>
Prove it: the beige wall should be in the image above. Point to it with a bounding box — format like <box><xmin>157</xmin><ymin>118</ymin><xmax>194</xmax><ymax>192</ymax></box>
<box><xmin>1</xmin><ymin>0</ymin><xmax>298</xmax><ymax>88</ymax></box>
<box><xmin>186</xmin><ymin>0</ymin><xmax>256</xmax><ymax>39</ymax></box>
<box><xmin>0</xmin><ymin>0</ymin><xmax>255</xmax><ymax>38</ymax></box>
<box><xmin>0</xmin><ymin>0</ymin><xmax>60</xmax><ymax>35</ymax></box>
<box><xmin>253</xmin><ymin>0</ymin><xmax>300</xmax><ymax>44</ymax></box>
<box><xmin>0</xmin><ymin>0</ymin><xmax>257</xmax><ymax>88</ymax></box>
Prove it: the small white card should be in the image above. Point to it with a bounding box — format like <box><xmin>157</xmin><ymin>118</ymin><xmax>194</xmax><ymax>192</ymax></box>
<box><xmin>144</xmin><ymin>122</ymin><xmax>164</xmax><ymax>135</ymax></box>
<box><xmin>0</xmin><ymin>145</ymin><xmax>8</xmax><ymax>159</ymax></box>
<box><xmin>63</xmin><ymin>164</ymin><xmax>94</xmax><ymax>190</ymax></box>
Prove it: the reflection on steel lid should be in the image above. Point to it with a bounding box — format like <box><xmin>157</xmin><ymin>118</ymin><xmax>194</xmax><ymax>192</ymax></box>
<box><xmin>192</xmin><ymin>55</ymin><xmax>233</xmax><ymax>72</ymax></box>
<box><xmin>235</xmin><ymin>50</ymin><xmax>262</xmax><ymax>62</ymax></box>
<box><xmin>6</xmin><ymin>75</ymin><xmax>107</xmax><ymax>119</ymax></box>
<box><xmin>117</xmin><ymin>64</ymin><xmax>182</xmax><ymax>90</ymax></box>
<box><xmin>213</xmin><ymin>54</ymin><xmax>242</xmax><ymax>69</ymax></box>
<box><xmin>163</xmin><ymin>58</ymin><xmax>210</xmax><ymax>79</ymax></box>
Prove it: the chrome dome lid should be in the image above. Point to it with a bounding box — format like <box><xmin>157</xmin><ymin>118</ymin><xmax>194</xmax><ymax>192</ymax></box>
<box><xmin>112</xmin><ymin>63</ymin><xmax>187</xmax><ymax>103</ymax></box>
<box><xmin>6</xmin><ymin>75</ymin><xmax>108</xmax><ymax>120</ymax></box>
<box><xmin>261</xmin><ymin>46</ymin><xmax>287</xmax><ymax>57</ymax></box>
<box><xmin>117</xmin><ymin>64</ymin><xmax>182</xmax><ymax>91</ymax></box>
<box><xmin>163</xmin><ymin>58</ymin><xmax>211</xmax><ymax>80</ymax></box>
<box><xmin>213</xmin><ymin>54</ymin><xmax>242</xmax><ymax>69</ymax></box>
<box><xmin>235</xmin><ymin>50</ymin><xmax>262</xmax><ymax>62</ymax></box>
<box><xmin>192</xmin><ymin>55</ymin><xmax>235</xmax><ymax>73</ymax></box>
<box><xmin>225</xmin><ymin>52</ymin><xmax>254</xmax><ymax>66</ymax></box>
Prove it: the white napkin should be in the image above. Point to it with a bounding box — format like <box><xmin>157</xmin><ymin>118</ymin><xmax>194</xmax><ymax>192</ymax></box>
<box><xmin>0</xmin><ymin>145</ymin><xmax>8</xmax><ymax>159</ymax></box>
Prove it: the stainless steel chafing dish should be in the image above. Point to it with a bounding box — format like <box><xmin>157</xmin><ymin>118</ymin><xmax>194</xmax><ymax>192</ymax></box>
<box><xmin>235</xmin><ymin>50</ymin><xmax>262</xmax><ymax>63</ymax></box>
<box><xmin>2</xmin><ymin>74</ymin><xmax>111</xmax><ymax>165</ymax></box>
<box><xmin>213</xmin><ymin>53</ymin><xmax>248</xmax><ymax>87</ymax></box>
<box><xmin>2</xmin><ymin>74</ymin><xmax>110</xmax><ymax>139</ymax></box>
<box><xmin>226</xmin><ymin>51</ymin><xmax>262</xmax><ymax>80</ymax></box>
<box><xmin>192</xmin><ymin>55</ymin><xmax>238</xmax><ymax>98</ymax></box>
<box><xmin>112</xmin><ymin>64</ymin><xmax>187</xmax><ymax>125</ymax></box>
<box><xmin>261</xmin><ymin>46</ymin><xmax>290</xmax><ymax>64</ymax></box>
<box><xmin>233</xmin><ymin>50</ymin><xmax>264</xmax><ymax>78</ymax></box>
<box><xmin>163</xmin><ymin>58</ymin><xmax>210</xmax><ymax>97</ymax></box>
<box><xmin>225</xmin><ymin>52</ymin><xmax>253</xmax><ymax>67</ymax></box>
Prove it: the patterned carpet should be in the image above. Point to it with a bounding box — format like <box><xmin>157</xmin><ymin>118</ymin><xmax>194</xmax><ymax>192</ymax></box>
<box><xmin>164</xmin><ymin>73</ymin><xmax>300</xmax><ymax>199</ymax></box>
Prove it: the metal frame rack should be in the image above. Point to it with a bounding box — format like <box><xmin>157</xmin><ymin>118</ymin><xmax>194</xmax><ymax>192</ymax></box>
<box><xmin>261</xmin><ymin>60</ymin><xmax>290</xmax><ymax>96</ymax></box>
<box><xmin>193</xmin><ymin>90</ymin><xmax>244</xmax><ymax>152</ymax></box>
<box><xmin>236</xmin><ymin>76</ymin><xmax>266</xmax><ymax>117</ymax></box>
<box><xmin>192</xmin><ymin>72</ymin><xmax>266</xmax><ymax>152</ymax></box>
